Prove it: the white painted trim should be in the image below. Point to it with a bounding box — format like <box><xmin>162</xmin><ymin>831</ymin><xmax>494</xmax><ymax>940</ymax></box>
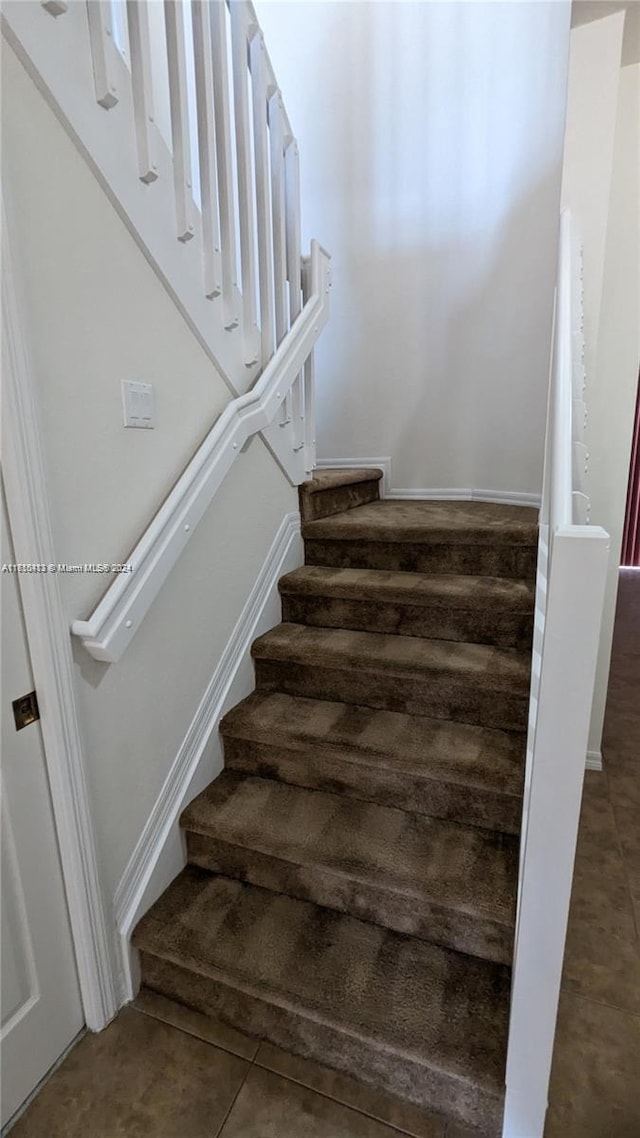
<box><xmin>113</xmin><ymin>510</ymin><xmax>302</xmax><ymax>1000</ymax></box>
<box><xmin>1</xmin><ymin>197</ymin><xmax>119</xmax><ymax>1030</ymax></box>
<box><xmin>71</xmin><ymin>242</ymin><xmax>330</xmax><ymax>664</ymax></box>
<box><xmin>2</xmin><ymin>1</ymin><xmax>291</xmax><ymax>399</ymax></box>
<box><xmin>387</xmin><ymin>487</ymin><xmax>541</xmax><ymax>507</ymax></box>
<box><xmin>585</xmin><ymin>750</ymin><xmax>603</xmax><ymax>771</ymax></box>
<box><xmin>315</xmin><ymin>460</ymin><xmax>540</xmax><ymax>508</ymax></box>
<box><xmin>315</xmin><ymin>458</ymin><xmax>392</xmax><ymax>498</ymax></box>
<box><xmin>503</xmin><ymin>210</ymin><xmax>611</xmax><ymax>1138</ymax></box>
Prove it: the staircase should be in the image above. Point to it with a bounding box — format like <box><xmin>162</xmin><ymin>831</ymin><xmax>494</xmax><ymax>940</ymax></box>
<box><xmin>134</xmin><ymin>468</ymin><xmax>538</xmax><ymax>1136</ymax></box>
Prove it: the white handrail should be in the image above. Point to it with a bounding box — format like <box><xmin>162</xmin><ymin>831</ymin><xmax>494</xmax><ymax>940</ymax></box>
<box><xmin>503</xmin><ymin>211</ymin><xmax>610</xmax><ymax>1137</ymax></box>
<box><xmin>71</xmin><ymin>241</ymin><xmax>331</xmax><ymax>664</ymax></box>
<box><xmin>4</xmin><ymin>0</ymin><xmax>332</xmax><ymax>660</ymax></box>
<box><xmin>3</xmin><ymin>0</ymin><xmax>321</xmax><ymax>436</ymax></box>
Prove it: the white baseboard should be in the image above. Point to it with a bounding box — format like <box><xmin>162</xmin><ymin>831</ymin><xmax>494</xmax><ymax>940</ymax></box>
<box><xmin>113</xmin><ymin>511</ymin><xmax>303</xmax><ymax>1001</ymax></box>
<box><xmin>386</xmin><ymin>487</ymin><xmax>541</xmax><ymax>508</ymax></box>
<box><xmin>315</xmin><ymin>459</ymin><xmax>540</xmax><ymax>509</ymax></box>
<box><xmin>585</xmin><ymin>750</ymin><xmax>603</xmax><ymax>771</ymax></box>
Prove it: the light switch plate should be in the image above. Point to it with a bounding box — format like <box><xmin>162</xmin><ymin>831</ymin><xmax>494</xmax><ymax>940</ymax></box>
<box><xmin>122</xmin><ymin>381</ymin><xmax>154</xmax><ymax>429</ymax></box>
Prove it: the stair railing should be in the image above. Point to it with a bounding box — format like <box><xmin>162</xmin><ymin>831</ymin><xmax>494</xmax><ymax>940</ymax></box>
<box><xmin>502</xmin><ymin>211</ymin><xmax>610</xmax><ymax>1138</ymax></box>
<box><xmin>71</xmin><ymin>239</ymin><xmax>329</xmax><ymax>663</ymax></box>
<box><xmin>2</xmin><ymin>0</ymin><xmax>331</xmax><ymax>661</ymax></box>
<box><xmin>2</xmin><ymin>0</ymin><xmax>327</xmax><ymax>484</ymax></box>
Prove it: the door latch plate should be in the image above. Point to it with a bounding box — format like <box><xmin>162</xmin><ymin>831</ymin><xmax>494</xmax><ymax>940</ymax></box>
<box><xmin>12</xmin><ymin>691</ymin><xmax>40</xmax><ymax>731</ymax></box>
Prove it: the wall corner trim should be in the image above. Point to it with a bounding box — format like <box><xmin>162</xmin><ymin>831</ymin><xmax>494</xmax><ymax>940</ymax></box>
<box><xmin>1</xmin><ymin>195</ymin><xmax>119</xmax><ymax>1029</ymax></box>
<box><xmin>113</xmin><ymin>509</ymin><xmax>302</xmax><ymax>1000</ymax></box>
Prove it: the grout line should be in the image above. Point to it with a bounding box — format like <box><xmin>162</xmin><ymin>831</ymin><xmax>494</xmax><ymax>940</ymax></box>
<box><xmin>130</xmin><ymin>999</ymin><xmax>259</xmax><ymax>1063</ymax></box>
<box><xmin>562</xmin><ymin>985</ymin><xmax>640</xmax><ymax>1022</ymax></box>
<box><xmin>611</xmin><ymin>806</ymin><xmax>640</xmax><ymax>943</ymax></box>
<box><xmin>248</xmin><ymin>1055</ymin><xmax>425</xmax><ymax>1138</ymax></box>
<box><xmin>601</xmin><ymin>756</ymin><xmax>640</xmax><ymax>944</ymax></box>
<box><xmin>214</xmin><ymin>1063</ymin><xmax>253</xmax><ymax>1138</ymax></box>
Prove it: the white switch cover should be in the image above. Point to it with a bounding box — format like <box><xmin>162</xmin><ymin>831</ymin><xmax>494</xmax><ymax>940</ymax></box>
<box><xmin>122</xmin><ymin>380</ymin><xmax>155</xmax><ymax>428</ymax></box>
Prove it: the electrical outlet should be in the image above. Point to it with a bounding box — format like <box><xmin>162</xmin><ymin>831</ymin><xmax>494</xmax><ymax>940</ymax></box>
<box><xmin>122</xmin><ymin>381</ymin><xmax>154</xmax><ymax>429</ymax></box>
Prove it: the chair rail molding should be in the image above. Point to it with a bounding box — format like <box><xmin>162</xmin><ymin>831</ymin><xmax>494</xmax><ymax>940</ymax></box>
<box><xmin>113</xmin><ymin>510</ymin><xmax>303</xmax><ymax>1000</ymax></box>
<box><xmin>1</xmin><ymin>196</ymin><xmax>120</xmax><ymax>1030</ymax></box>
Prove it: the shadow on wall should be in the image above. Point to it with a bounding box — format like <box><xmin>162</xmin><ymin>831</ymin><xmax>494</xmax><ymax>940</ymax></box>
<box><xmin>257</xmin><ymin>0</ymin><xmax>570</xmax><ymax>493</ymax></box>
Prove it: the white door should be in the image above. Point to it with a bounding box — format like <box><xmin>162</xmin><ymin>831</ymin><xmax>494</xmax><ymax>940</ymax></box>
<box><xmin>1</xmin><ymin>482</ymin><xmax>84</xmax><ymax>1127</ymax></box>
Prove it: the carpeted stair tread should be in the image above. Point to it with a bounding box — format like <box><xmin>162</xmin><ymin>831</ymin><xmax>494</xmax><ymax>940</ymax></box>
<box><xmin>280</xmin><ymin>565</ymin><xmax>535</xmax><ymax>610</ymax></box>
<box><xmin>220</xmin><ymin>692</ymin><xmax>524</xmax><ymax>833</ymax></box>
<box><xmin>252</xmin><ymin>624</ymin><xmax>530</xmax><ymax>731</ymax></box>
<box><xmin>253</xmin><ymin>623</ymin><xmax>530</xmax><ymax>691</ymax></box>
<box><xmin>298</xmin><ymin>468</ymin><xmax>383</xmax><ymax>522</ymax></box>
<box><xmin>300</xmin><ymin>468</ymin><xmax>383</xmax><ymax>494</ymax></box>
<box><xmin>279</xmin><ymin>566</ymin><xmax>534</xmax><ymax>649</ymax></box>
<box><xmin>220</xmin><ymin>691</ymin><xmax>524</xmax><ymax>800</ymax></box>
<box><xmin>302</xmin><ymin>499</ymin><xmax>538</xmax><ymax>545</ymax></box>
<box><xmin>134</xmin><ymin>867</ymin><xmax>510</xmax><ymax>1131</ymax></box>
<box><xmin>181</xmin><ymin>771</ymin><xmax>517</xmax><ymax>962</ymax></box>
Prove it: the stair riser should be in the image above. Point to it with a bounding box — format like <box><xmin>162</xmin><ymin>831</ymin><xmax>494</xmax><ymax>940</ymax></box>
<box><xmin>303</xmin><ymin>539</ymin><xmax>537</xmax><ymax>581</ymax></box>
<box><xmin>140</xmin><ymin>952</ymin><xmax>504</xmax><ymax>1135</ymax></box>
<box><xmin>300</xmin><ymin>479</ymin><xmax>380</xmax><ymax>523</ymax></box>
<box><xmin>222</xmin><ymin>737</ymin><xmax>523</xmax><ymax>835</ymax></box>
<box><xmin>281</xmin><ymin>594</ymin><xmax>534</xmax><ymax>651</ymax></box>
<box><xmin>185</xmin><ymin>832</ymin><xmax>513</xmax><ymax>965</ymax></box>
<box><xmin>254</xmin><ymin>660</ymin><xmax>529</xmax><ymax>732</ymax></box>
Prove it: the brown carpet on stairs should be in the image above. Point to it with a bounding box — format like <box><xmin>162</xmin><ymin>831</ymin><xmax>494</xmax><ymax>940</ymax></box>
<box><xmin>134</xmin><ymin>868</ymin><xmax>510</xmax><ymax>1134</ymax></box>
<box><xmin>252</xmin><ymin>623</ymin><xmax>531</xmax><ymax>731</ymax></box>
<box><xmin>181</xmin><ymin>770</ymin><xmax>518</xmax><ymax>963</ymax></box>
<box><xmin>134</xmin><ymin>468</ymin><xmax>538</xmax><ymax>1137</ymax></box>
<box><xmin>298</xmin><ymin>467</ymin><xmax>383</xmax><ymax>522</ymax></box>
<box><xmin>303</xmin><ymin>498</ymin><xmax>538</xmax><ymax>578</ymax></box>
<box><xmin>221</xmin><ymin>690</ymin><xmax>525</xmax><ymax>833</ymax></box>
<box><xmin>279</xmin><ymin>565</ymin><xmax>535</xmax><ymax>648</ymax></box>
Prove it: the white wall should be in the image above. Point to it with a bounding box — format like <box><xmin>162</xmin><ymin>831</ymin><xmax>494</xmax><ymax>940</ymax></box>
<box><xmin>2</xmin><ymin>43</ymin><xmax>296</xmax><ymax>962</ymax></box>
<box><xmin>257</xmin><ymin>0</ymin><xmax>571</xmax><ymax>495</ymax></box>
<box><xmin>586</xmin><ymin>62</ymin><xmax>640</xmax><ymax>755</ymax></box>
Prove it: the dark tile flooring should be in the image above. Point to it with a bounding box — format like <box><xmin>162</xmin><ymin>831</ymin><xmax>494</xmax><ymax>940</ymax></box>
<box><xmin>544</xmin><ymin>568</ymin><xmax>640</xmax><ymax>1138</ymax></box>
<box><xmin>9</xmin><ymin>573</ymin><xmax>640</xmax><ymax>1138</ymax></box>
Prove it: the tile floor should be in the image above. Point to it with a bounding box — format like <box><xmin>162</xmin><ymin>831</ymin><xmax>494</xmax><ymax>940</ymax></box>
<box><xmin>8</xmin><ymin>572</ymin><xmax>640</xmax><ymax>1138</ymax></box>
<box><xmin>544</xmin><ymin>568</ymin><xmax>640</xmax><ymax>1138</ymax></box>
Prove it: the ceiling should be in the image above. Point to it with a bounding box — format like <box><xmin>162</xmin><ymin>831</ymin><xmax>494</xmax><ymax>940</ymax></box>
<box><xmin>571</xmin><ymin>1</ymin><xmax>640</xmax><ymax>65</ymax></box>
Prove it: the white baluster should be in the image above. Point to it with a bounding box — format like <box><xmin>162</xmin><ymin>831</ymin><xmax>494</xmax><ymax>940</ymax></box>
<box><xmin>269</xmin><ymin>91</ymin><xmax>287</xmax><ymax>349</ymax></box>
<box><xmin>164</xmin><ymin>0</ymin><xmax>196</xmax><ymax>242</ymax></box>
<box><xmin>250</xmin><ymin>31</ymin><xmax>274</xmax><ymax>363</ymax></box>
<box><xmin>231</xmin><ymin>4</ymin><xmax>258</xmax><ymax>365</ymax></box>
<box><xmin>269</xmin><ymin>90</ymin><xmax>288</xmax><ymax>423</ymax></box>
<box><xmin>302</xmin><ymin>256</ymin><xmax>316</xmax><ymax>473</ymax></box>
<box><xmin>86</xmin><ymin>0</ymin><xmax>119</xmax><ymax>109</ymax></box>
<box><xmin>127</xmin><ymin>0</ymin><xmax>158</xmax><ymax>184</ymax></box>
<box><xmin>191</xmin><ymin>0</ymin><xmax>221</xmax><ymax>298</ymax></box>
<box><xmin>210</xmin><ymin>0</ymin><xmax>239</xmax><ymax>329</ymax></box>
<box><xmin>285</xmin><ymin>141</ymin><xmax>303</xmax><ymax>450</ymax></box>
